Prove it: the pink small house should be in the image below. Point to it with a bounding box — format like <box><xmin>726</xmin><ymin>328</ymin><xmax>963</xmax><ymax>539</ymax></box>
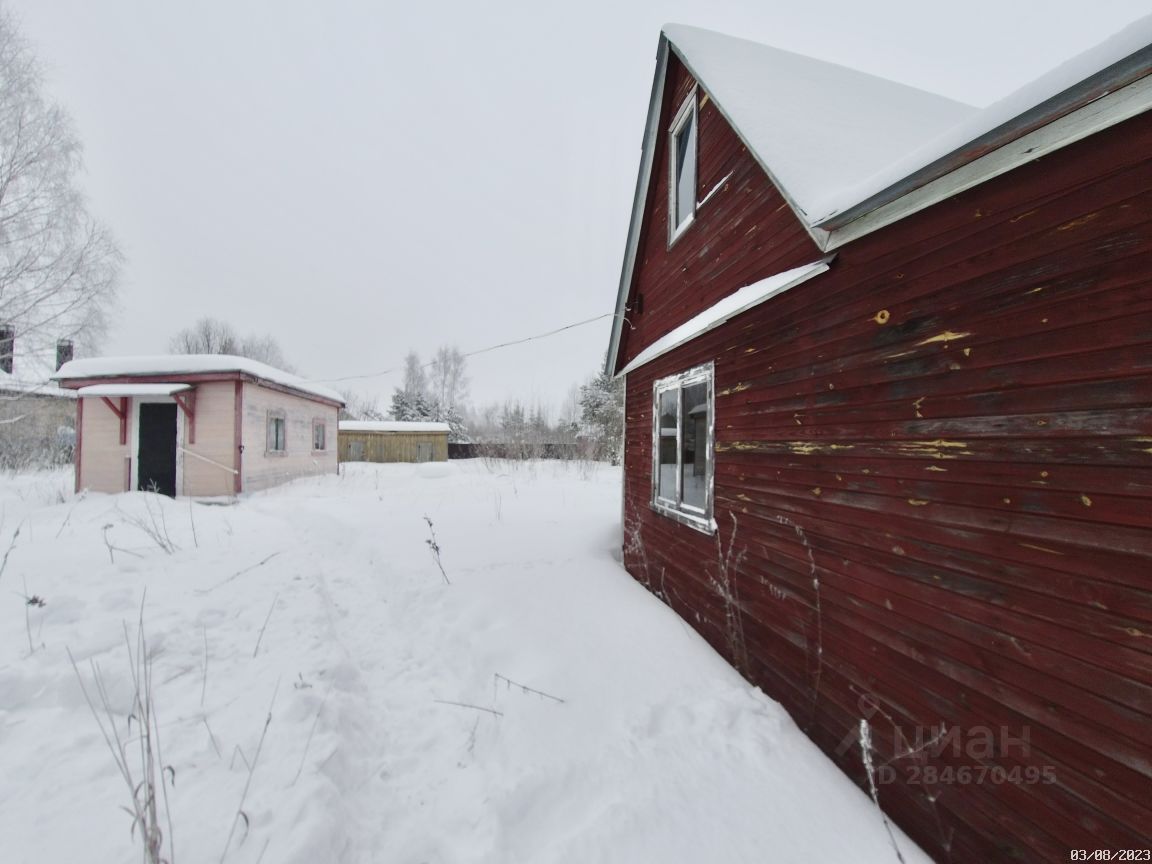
<box><xmin>54</xmin><ymin>355</ymin><xmax>344</xmax><ymax>497</ymax></box>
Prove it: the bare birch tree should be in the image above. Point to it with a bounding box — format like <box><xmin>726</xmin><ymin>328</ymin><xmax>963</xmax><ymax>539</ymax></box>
<box><xmin>168</xmin><ymin>316</ymin><xmax>294</xmax><ymax>370</ymax></box>
<box><xmin>0</xmin><ymin>8</ymin><xmax>121</xmax><ymax>369</ymax></box>
<box><xmin>402</xmin><ymin>349</ymin><xmax>427</xmax><ymax>396</ymax></box>
<box><xmin>429</xmin><ymin>345</ymin><xmax>468</xmax><ymax>411</ymax></box>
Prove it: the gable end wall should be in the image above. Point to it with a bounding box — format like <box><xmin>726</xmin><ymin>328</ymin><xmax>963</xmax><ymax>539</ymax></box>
<box><xmin>621</xmin><ymin>66</ymin><xmax>1152</xmax><ymax>862</ymax></box>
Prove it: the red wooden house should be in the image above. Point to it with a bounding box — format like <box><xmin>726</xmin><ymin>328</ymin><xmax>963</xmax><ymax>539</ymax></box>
<box><xmin>607</xmin><ymin>21</ymin><xmax>1152</xmax><ymax>862</ymax></box>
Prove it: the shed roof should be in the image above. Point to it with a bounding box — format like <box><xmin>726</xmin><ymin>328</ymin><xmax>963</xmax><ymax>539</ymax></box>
<box><xmin>0</xmin><ymin>370</ymin><xmax>77</xmax><ymax>399</ymax></box>
<box><xmin>339</xmin><ymin>421</ymin><xmax>451</xmax><ymax>434</ymax></box>
<box><xmin>54</xmin><ymin>355</ymin><xmax>344</xmax><ymax>404</ymax></box>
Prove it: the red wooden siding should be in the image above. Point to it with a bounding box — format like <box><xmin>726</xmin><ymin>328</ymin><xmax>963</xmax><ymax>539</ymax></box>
<box><xmin>619</xmin><ymin>55</ymin><xmax>1152</xmax><ymax>862</ymax></box>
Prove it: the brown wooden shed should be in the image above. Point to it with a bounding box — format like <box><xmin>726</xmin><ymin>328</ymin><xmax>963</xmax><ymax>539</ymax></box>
<box><xmin>337</xmin><ymin>421</ymin><xmax>449</xmax><ymax>463</ymax></box>
<box><xmin>606</xmin><ymin>21</ymin><xmax>1152</xmax><ymax>863</ymax></box>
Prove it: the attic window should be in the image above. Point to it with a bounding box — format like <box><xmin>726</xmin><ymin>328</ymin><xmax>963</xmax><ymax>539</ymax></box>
<box><xmin>668</xmin><ymin>89</ymin><xmax>698</xmax><ymax>243</ymax></box>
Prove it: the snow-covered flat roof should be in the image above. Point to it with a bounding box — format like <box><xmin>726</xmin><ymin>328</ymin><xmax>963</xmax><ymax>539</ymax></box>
<box><xmin>54</xmin><ymin>355</ymin><xmax>344</xmax><ymax>404</ymax></box>
<box><xmin>76</xmin><ymin>383</ymin><xmax>192</xmax><ymax>398</ymax></box>
<box><xmin>339</xmin><ymin>421</ymin><xmax>451</xmax><ymax>434</ymax></box>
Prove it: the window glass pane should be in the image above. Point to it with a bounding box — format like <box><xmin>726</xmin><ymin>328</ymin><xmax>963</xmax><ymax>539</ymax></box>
<box><xmin>680</xmin><ymin>380</ymin><xmax>708</xmax><ymax>510</ymax></box>
<box><xmin>675</xmin><ymin>110</ymin><xmax>696</xmax><ymax>227</ymax></box>
<box><xmin>657</xmin><ymin>389</ymin><xmax>678</xmax><ymax>500</ymax></box>
<box><xmin>269</xmin><ymin>417</ymin><xmax>285</xmax><ymax>451</ymax></box>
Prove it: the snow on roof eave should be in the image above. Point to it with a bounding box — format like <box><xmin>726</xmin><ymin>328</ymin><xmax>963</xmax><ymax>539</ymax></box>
<box><xmin>617</xmin><ymin>258</ymin><xmax>832</xmax><ymax>377</ymax></box>
<box><xmin>818</xmin><ymin>42</ymin><xmax>1152</xmax><ymax>247</ymax></box>
<box><xmin>54</xmin><ymin>355</ymin><xmax>345</xmax><ymax>405</ymax></box>
<box><xmin>338</xmin><ymin>421</ymin><xmax>451</xmax><ymax>433</ymax></box>
<box><xmin>605</xmin><ymin>32</ymin><xmax>670</xmax><ymax>379</ymax></box>
<box><xmin>77</xmin><ymin>383</ymin><xmax>192</xmax><ymax>398</ymax></box>
<box><xmin>0</xmin><ymin>377</ymin><xmax>77</xmax><ymax>398</ymax></box>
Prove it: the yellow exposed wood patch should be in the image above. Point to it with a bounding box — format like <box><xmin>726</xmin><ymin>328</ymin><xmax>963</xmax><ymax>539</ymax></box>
<box><xmin>913</xmin><ymin>397</ymin><xmax>925</xmax><ymax>418</ymax></box>
<box><xmin>1010</xmin><ymin>209</ymin><xmax>1037</xmax><ymax>224</ymax></box>
<box><xmin>718</xmin><ymin>382</ymin><xmax>750</xmax><ymax>396</ymax></box>
<box><xmin>1125</xmin><ymin>628</ymin><xmax>1146</xmax><ymax>638</ymax></box>
<box><xmin>811</xmin><ymin>487</ymin><xmax>822</xmax><ymax>496</ymax></box>
<box><xmin>917</xmin><ymin>330</ymin><xmax>972</xmax><ymax>346</ymax></box>
<box><xmin>907</xmin><ymin>499</ymin><xmax>929</xmax><ymax>506</ymax></box>
<box><xmin>1080</xmin><ymin>494</ymin><xmax>1093</xmax><ymax>507</ymax></box>
<box><xmin>1019</xmin><ymin>542</ymin><xmax>1064</xmax><ymax>555</ymax></box>
<box><xmin>873</xmin><ymin>309</ymin><xmax>890</xmax><ymax>324</ymax></box>
<box><xmin>787</xmin><ymin>442</ymin><xmax>856</xmax><ymax>456</ymax></box>
<box><xmin>896</xmin><ymin>439</ymin><xmax>972</xmax><ymax>459</ymax></box>
<box><xmin>1056</xmin><ymin>213</ymin><xmax>1099</xmax><ymax>231</ymax></box>
<box><xmin>699</xmin><ymin>91</ymin><xmax>711</xmax><ymax>107</ymax></box>
<box><xmin>924</xmin><ymin>465</ymin><xmax>947</xmax><ymax>472</ymax></box>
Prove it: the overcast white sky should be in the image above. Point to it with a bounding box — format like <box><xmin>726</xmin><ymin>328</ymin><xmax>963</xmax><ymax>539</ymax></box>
<box><xmin>7</xmin><ymin>0</ymin><xmax>1149</xmax><ymax>413</ymax></box>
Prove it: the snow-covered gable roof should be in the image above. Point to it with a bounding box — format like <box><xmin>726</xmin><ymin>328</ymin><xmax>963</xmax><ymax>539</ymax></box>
<box><xmin>54</xmin><ymin>355</ymin><xmax>345</xmax><ymax>405</ymax></box>
<box><xmin>662</xmin><ymin>24</ymin><xmax>976</xmax><ymax>227</ymax></box>
<box><xmin>339</xmin><ymin>421</ymin><xmax>450</xmax><ymax>434</ymax></box>
<box><xmin>607</xmin><ymin>18</ymin><xmax>1152</xmax><ymax>377</ymax></box>
<box><xmin>665</xmin><ymin>18</ymin><xmax>1152</xmax><ymax>231</ymax></box>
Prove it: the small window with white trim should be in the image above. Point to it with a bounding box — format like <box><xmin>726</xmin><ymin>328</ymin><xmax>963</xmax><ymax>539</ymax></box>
<box><xmin>312</xmin><ymin>419</ymin><xmax>326</xmax><ymax>452</ymax></box>
<box><xmin>267</xmin><ymin>411</ymin><xmax>287</xmax><ymax>453</ymax></box>
<box><xmin>668</xmin><ymin>89</ymin><xmax>698</xmax><ymax>243</ymax></box>
<box><xmin>652</xmin><ymin>362</ymin><xmax>714</xmax><ymax>530</ymax></box>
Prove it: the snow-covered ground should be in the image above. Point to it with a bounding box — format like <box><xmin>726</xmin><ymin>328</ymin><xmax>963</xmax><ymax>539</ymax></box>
<box><xmin>0</xmin><ymin>461</ymin><xmax>928</xmax><ymax>863</ymax></box>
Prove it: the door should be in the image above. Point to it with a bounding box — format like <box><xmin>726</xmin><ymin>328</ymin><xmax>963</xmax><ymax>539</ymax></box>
<box><xmin>416</xmin><ymin>442</ymin><xmax>433</xmax><ymax>463</ymax></box>
<box><xmin>138</xmin><ymin>403</ymin><xmax>178</xmax><ymax>496</ymax></box>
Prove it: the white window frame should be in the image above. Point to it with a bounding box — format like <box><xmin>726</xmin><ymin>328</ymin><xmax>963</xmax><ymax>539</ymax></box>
<box><xmin>651</xmin><ymin>361</ymin><xmax>715</xmax><ymax>533</ymax></box>
<box><xmin>312</xmin><ymin>418</ymin><xmax>327</xmax><ymax>452</ymax></box>
<box><xmin>667</xmin><ymin>88</ymin><xmax>698</xmax><ymax>246</ymax></box>
<box><xmin>267</xmin><ymin>410</ymin><xmax>287</xmax><ymax>454</ymax></box>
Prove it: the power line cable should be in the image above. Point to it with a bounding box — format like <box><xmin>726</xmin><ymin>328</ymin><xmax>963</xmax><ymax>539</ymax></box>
<box><xmin>315</xmin><ymin>311</ymin><xmax>620</xmax><ymax>386</ymax></box>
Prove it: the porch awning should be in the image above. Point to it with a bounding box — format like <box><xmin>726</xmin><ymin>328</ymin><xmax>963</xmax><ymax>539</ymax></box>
<box><xmin>76</xmin><ymin>383</ymin><xmax>192</xmax><ymax>398</ymax></box>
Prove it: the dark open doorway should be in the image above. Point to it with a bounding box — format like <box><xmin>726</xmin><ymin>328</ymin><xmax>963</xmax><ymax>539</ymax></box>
<box><xmin>138</xmin><ymin>403</ymin><xmax>177</xmax><ymax>496</ymax></box>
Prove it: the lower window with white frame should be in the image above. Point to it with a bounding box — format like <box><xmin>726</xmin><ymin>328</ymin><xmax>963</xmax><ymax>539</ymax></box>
<box><xmin>651</xmin><ymin>362</ymin><xmax>714</xmax><ymax>531</ymax></box>
<box><xmin>267</xmin><ymin>411</ymin><xmax>287</xmax><ymax>453</ymax></box>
